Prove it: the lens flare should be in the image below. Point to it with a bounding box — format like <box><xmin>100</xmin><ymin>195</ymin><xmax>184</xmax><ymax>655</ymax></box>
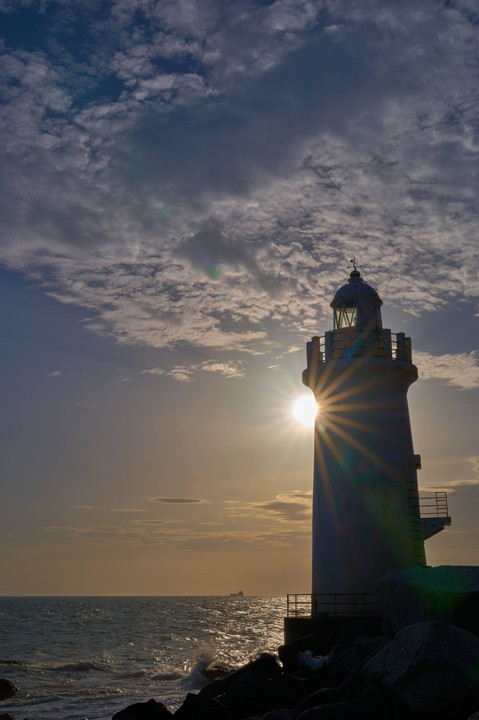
<box><xmin>292</xmin><ymin>395</ymin><xmax>318</xmax><ymax>428</ymax></box>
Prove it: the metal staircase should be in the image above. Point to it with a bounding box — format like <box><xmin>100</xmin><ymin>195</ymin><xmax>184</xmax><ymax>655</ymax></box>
<box><xmin>408</xmin><ymin>455</ymin><xmax>426</xmax><ymax>565</ymax></box>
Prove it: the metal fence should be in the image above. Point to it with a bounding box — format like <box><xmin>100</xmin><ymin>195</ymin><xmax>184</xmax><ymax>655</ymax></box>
<box><xmin>307</xmin><ymin>330</ymin><xmax>413</xmax><ymax>363</ymax></box>
<box><xmin>286</xmin><ymin>593</ymin><xmax>380</xmax><ymax>618</ymax></box>
<box><xmin>419</xmin><ymin>491</ymin><xmax>449</xmax><ymax>518</ymax></box>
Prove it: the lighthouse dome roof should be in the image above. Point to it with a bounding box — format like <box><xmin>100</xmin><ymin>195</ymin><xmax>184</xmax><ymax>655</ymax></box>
<box><xmin>331</xmin><ymin>270</ymin><xmax>383</xmax><ymax>307</ymax></box>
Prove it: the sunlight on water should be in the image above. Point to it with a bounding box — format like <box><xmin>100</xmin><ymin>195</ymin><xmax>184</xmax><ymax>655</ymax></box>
<box><xmin>0</xmin><ymin>596</ymin><xmax>285</xmax><ymax>720</ymax></box>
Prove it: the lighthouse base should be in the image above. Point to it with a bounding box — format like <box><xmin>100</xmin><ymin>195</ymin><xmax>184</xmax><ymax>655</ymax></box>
<box><xmin>283</xmin><ymin>614</ymin><xmax>384</xmax><ymax>654</ymax></box>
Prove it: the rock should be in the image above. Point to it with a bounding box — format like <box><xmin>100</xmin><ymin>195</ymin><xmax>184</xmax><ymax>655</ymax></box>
<box><xmin>199</xmin><ymin>653</ymin><xmax>281</xmax><ymax>700</ymax></box>
<box><xmin>269</xmin><ymin>673</ymin><xmax>311</xmax><ymax>705</ymax></box>
<box><xmin>0</xmin><ymin>679</ymin><xmax>18</xmax><ymax>701</ymax></box>
<box><xmin>112</xmin><ymin>698</ymin><xmax>172</xmax><ymax>719</ymax></box>
<box><xmin>353</xmin><ymin>635</ymin><xmax>388</xmax><ymax>661</ymax></box>
<box><xmin>324</xmin><ymin>647</ymin><xmax>360</xmax><ymax>687</ymax></box>
<box><xmin>253</xmin><ymin>711</ymin><xmax>294</xmax><ymax>720</ymax></box>
<box><xmin>0</xmin><ymin>713</ymin><xmax>17</xmax><ymax>720</ymax></box>
<box><xmin>173</xmin><ymin>692</ymin><xmax>232</xmax><ymax>719</ymax></box>
<box><xmin>292</xmin><ymin>688</ymin><xmax>347</xmax><ymax>717</ymax></box>
<box><xmin>295</xmin><ymin>695</ymin><xmax>384</xmax><ymax>720</ymax></box>
<box><xmin>467</xmin><ymin>713</ymin><xmax>479</xmax><ymax>720</ymax></box>
<box><xmin>362</xmin><ymin>621</ymin><xmax>479</xmax><ymax>718</ymax></box>
<box><xmin>201</xmin><ymin>664</ymin><xmax>231</xmax><ymax>681</ymax></box>
<box><xmin>216</xmin><ymin>670</ymin><xmax>298</xmax><ymax>719</ymax></box>
<box><xmin>244</xmin><ymin>653</ymin><xmax>282</xmax><ymax>677</ymax></box>
<box><xmin>378</xmin><ymin>566</ymin><xmax>479</xmax><ymax>635</ymax></box>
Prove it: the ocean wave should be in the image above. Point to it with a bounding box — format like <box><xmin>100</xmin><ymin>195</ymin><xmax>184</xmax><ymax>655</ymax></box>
<box><xmin>0</xmin><ymin>659</ymin><xmax>24</xmax><ymax>666</ymax></box>
<box><xmin>151</xmin><ymin>671</ymin><xmax>184</xmax><ymax>681</ymax></box>
<box><xmin>116</xmin><ymin>669</ymin><xmax>147</xmax><ymax>678</ymax></box>
<box><xmin>181</xmin><ymin>650</ymin><xmax>216</xmax><ymax>690</ymax></box>
<box><xmin>52</xmin><ymin>661</ymin><xmax>105</xmax><ymax>673</ymax></box>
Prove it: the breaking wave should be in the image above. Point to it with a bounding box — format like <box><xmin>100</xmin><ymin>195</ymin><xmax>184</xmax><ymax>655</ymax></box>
<box><xmin>181</xmin><ymin>650</ymin><xmax>216</xmax><ymax>690</ymax></box>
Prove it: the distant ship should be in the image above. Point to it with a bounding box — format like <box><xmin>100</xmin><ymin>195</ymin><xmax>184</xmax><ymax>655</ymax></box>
<box><xmin>229</xmin><ymin>590</ymin><xmax>244</xmax><ymax>597</ymax></box>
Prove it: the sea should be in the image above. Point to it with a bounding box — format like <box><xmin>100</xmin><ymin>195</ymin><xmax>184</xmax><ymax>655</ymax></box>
<box><xmin>0</xmin><ymin>596</ymin><xmax>285</xmax><ymax>720</ymax></box>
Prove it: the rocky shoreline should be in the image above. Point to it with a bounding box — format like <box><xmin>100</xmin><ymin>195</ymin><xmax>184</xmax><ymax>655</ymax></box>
<box><xmin>108</xmin><ymin>618</ymin><xmax>479</xmax><ymax>720</ymax></box>
<box><xmin>111</xmin><ymin>566</ymin><xmax>479</xmax><ymax>720</ymax></box>
<box><xmin>1</xmin><ymin>567</ymin><xmax>479</xmax><ymax>720</ymax></box>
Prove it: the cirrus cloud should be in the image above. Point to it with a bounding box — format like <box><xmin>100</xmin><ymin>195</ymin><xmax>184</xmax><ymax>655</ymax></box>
<box><xmin>414</xmin><ymin>350</ymin><xmax>479</xmax><ymax>391</ymax></box>
<box><xmin>148</xmin><ymin>497</ymin><xmax>208</xmax><ymax>504</ymax></box>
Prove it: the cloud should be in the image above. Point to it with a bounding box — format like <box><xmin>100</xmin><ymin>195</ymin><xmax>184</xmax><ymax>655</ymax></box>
<box><xmin>73</xmin><ymin>505</ymin><xmax>145</xmax><ymax>513</ymax></box>
<box><xmin>226</xmin><ymin>490</ymin><xmax>312</xmax><ymax>523</ymax></box>
<box><xmin>44</xmin><ymin>519</ymin><xmax>310</xmax><ymax>550</ymax></box>
<box><xmin>1</xmin><ymin>1</ymin><xmax>479</xmax><ymax>369</ymax></box>
<box><xmin>148</xmin><ymin>497</ymin><xmax>207</xmax><ymax>504</ymax></box>
<box><xmin>142</xmin><ymin>359</ymin><xmax>245</xmax><ymax>381</ymax></box>
<box><xmin>111</xmin><ymin>508</ymin><xmax>146</xmax><ymax>513</ymax></box>
<box><xmin>254</xmin><ymin>490</ymin><xmax>313</xmax><ymax>522</ymax></box>
<box><xmin>45</xmin><ymin>525</ymin><xmax>146</xmax><ymax>541</ymax></box>
<box><xmin>200</xmin><ymin>360</ymin><xmax>245</xmax><ymax>378</ymax></box>
<box><xmin>46</xmin><ymin>490</ymin><xmax>313</xmax><ymax>551</ymax></box>
<box><xmin>48</xmin><ymin>370</ymin><xmax>62</xmax><ymax>377</ymax></box>
<box><xmin>469</xmin><ymin>457</ymin><xmax>479</xmax><ymax>475</ymax></box>
<box><xmin>414</xmin><ymin>351</ymin><xmax>479</xmax><ymax>391</ymax></box>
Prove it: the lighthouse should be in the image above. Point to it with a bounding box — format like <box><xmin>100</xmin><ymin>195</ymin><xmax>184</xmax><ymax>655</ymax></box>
<box><xmin>302</xmin><ymin>265</ymin><xmax>451</xmax><ymax>615</ymax></box>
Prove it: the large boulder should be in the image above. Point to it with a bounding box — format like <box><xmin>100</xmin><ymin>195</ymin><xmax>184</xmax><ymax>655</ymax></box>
<box><xmin>199</xmin><ymin>653</ymin><xmax>280</xmax><ymax>700</ymax></box>
<box><xmin>0</xmin><ymin>679</ymin><xmax>17</xmax><ymax>701</ymax></box>
<box><xmin>378</xmin><ymin>566</ymin><xmax>479</xmax><ymax>635</ymax></box>
<box><xmin>173</xmin><ymin>692</ymin><xmax>232</xmax><ymax>719</ymax></box>
<box><xmin>292</xmin><ymin>687</ymin><xmax>347</xmax><ymax>718</ymax></box>
<box><xmin>215</xmin><ymin>670</ymin><xmax>298</xmax><ymax>718</ymax></box>
<box><xmin>295</xmin><ymin>694</ymin><xmax>385</xmax><ymax>720</ymax></box>
<box><xmin>352</xmin><ymin>635</ymin><xmax>388</xmax><ymax>661</ymax></box>
<box><xmin>112</xmin><ymin>698</ymin><xmax>172</xmax><ymax>719</ymax></box>
<box><xmin>323</xmin><ymin>647</ymin><xmax>361</xmax><ymax>688</ymax></box>
<box><xmin>362</xmin><ymin>621</ymin><xmax>479</xmax><ymax>718</ymax></box>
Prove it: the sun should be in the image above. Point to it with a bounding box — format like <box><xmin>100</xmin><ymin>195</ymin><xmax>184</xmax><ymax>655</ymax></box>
<box><xmin>292</xmin><ymin>394</ymin><xmax>318</xmax><ymax>428</ymax></box>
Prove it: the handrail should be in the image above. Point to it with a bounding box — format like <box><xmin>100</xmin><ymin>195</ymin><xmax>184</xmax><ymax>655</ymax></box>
<box><xmin>307</xmin><ymin>329</ymin><xmax>412</xmax><ymax>363</ymax></box>
<box><xmin>287</xmin><ymin>593</ymin><xmax>380</xmax><ymax>618</ymax></box>
<box><xmin>286</xmin><ymin>593</ymin><xmax>311</xmax><ymax>617</ymax></box>
<box><xmin>419</xmin><ymin>491</ymin><xmax>449</xmax><ymax>518</ymax></box>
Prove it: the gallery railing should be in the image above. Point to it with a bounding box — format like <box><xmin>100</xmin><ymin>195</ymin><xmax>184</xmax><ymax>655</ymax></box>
<box><xmin>286</xmin><ymin>593</ymin><xmax>380</xmax><ymax>618</ymax></box>
<box><xmin>419</xmin><ymin>491</ymin><xmax>449</xmax><ymax>518</ymax></box>
<box><xmin>306</xmin><ymin>330</ymin><xmax>413</xmax><ymax>364</ymax></box>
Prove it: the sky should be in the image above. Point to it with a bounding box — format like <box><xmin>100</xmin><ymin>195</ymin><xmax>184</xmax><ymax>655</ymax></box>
<box><xmin>0</xmin><ymin>0</ymin><xmax>478</xmax><ymax>596</ymax></box>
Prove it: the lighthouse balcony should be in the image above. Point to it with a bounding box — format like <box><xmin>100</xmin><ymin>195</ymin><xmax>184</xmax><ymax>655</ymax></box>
<box><xmin>306</xmin><ymin>330</ymin><xmax>412</xmax><ymax>366</ymax></box>
<box><xmin>418</xmin><ymin>491</ymin><xmax>452</xmax><ymax>540</ymax></box>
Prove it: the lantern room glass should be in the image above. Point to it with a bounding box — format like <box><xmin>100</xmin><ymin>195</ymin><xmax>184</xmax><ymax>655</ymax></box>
<box><xmin>334</xmin><ymin>300</ymin><xmax>358</xmax><ymax>329</ymax></box>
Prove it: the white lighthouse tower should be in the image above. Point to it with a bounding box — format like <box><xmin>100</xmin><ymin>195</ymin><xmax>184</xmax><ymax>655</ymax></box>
<box><xmin>302</xmin><ymin>265</ymin><xmax>450</xmax><ymax>614</ymax></box>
